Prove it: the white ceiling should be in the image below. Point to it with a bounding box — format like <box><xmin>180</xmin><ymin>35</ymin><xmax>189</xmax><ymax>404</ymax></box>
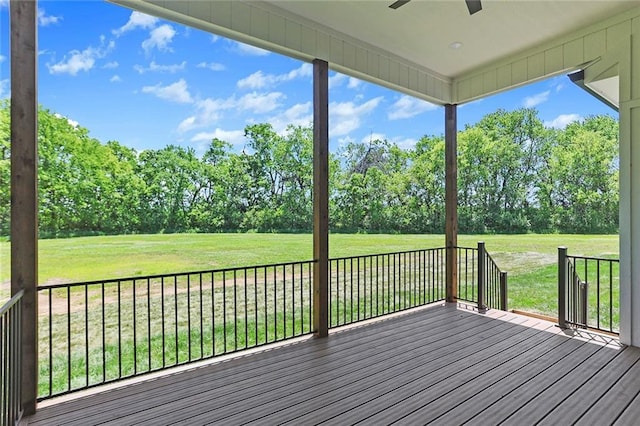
<box><xmin>261</xmin><ymin>0</ymin><xmax>638</xmax><ymax>79</ymax></box>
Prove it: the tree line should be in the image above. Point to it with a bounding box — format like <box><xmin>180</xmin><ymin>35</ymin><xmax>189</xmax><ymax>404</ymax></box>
<box><xmin>0</xmin><ymin>100</ymin><xmax>619</xmax><ymax>237</ymax></box>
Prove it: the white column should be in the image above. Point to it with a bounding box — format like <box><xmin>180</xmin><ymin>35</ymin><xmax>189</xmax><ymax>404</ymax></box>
<box><xmin>618</xmin><ymin>25</ymin><xmax>640</xmax><ymax>346</ymax></box>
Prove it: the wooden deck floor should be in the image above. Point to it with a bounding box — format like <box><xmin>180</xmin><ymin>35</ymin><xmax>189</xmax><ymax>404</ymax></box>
<box><xmin>25</xmin><ymin>303</ymin><xmax>640</xmax><ymax>425</ymax></box>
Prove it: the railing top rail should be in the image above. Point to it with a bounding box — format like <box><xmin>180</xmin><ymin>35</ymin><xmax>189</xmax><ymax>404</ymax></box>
<box><xmin>455</xmin><ymin>246</ymin><xmax>478</xmax><ymax>250</ymax></box>
<box><xmin>0</xmin><ymin>289</ymin><xmax>24</xmax><ymax>315</ymax></box>
<box><xmin>485</xmin><ymin>250</ymin><xmax>498</xmax><ymax>264</ymax></box>
<box><xmin>567</xmin><ymin>254</ymin><xmax>620</xmax><ymax>263</ymax></box>
<box><xmin>37</xmin><ymin>259</ymin><xmax>318</xmax><ymax>290</ymax></box>
<box><xmin>329</xmin><ymin>247</ymin><xmax>445</xmax><ymax>263</ymax></box>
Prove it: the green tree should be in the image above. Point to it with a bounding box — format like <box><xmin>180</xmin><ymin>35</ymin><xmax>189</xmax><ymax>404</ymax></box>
<box><xmin>458</xmin><ymin>108</ymin><xmax>548</xmax><ymax>233</ymax></box>
<box><xmin>547</xmin><ymin>116</ymin><xmax>619</xmax><ymax>233</ymax></box>
<box><xmin>137</xmin><ymin>145</ymin><xmax>205</xmax><ymax>233</ymax></box>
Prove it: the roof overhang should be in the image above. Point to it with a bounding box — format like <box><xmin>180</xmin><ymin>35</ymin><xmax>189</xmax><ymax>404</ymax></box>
<box><xmin>110</xmin><ymin>1</ymin><xmax>640</xmax><ymax>105</ymax></box>
<box><xmin>569</xmin><ymin>70</ymin><xmax>619</xmax><ymax>112</ymax></box>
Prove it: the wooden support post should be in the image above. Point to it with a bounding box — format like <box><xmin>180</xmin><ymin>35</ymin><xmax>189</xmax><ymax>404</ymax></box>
<box><xmin>558</xmin><ymin>247</ymin><xmax>567</xmax><ymax>329</ymax></box>
<box><xmin>312</xmin><ymin>59</ymin><xmax>329</xmax><ymax>337</ymax></box>
<box><xmin>445</xmin><ymin>104</ymin><xmax>458</xmax><ymax>303</ymax></box>
<box><xmin>477</xmin><ymin>241</ymin><xmax>486</xmax><ymax>311</ymax></box>
<box><xmin>10</xmin><ymin>0</ymin><xmax>38</xmax><ymax>416</ymax></box>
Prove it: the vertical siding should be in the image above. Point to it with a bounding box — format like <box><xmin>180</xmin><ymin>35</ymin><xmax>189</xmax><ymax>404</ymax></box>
<box><xmin>454</xmin><ymin>10</ymin><xmax>639</xmax><ymax>103</ymax></box>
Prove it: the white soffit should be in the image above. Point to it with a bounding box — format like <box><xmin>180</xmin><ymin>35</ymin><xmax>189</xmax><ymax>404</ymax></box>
<box><xmin>587</xmin><ymin>76</ymin><xmax>620</xmax><ymax>109</ymax></box>
<box><xmin>259</xmin><ymin>0</ymin><xmax>638</xmax><ymax>78</ymax></box>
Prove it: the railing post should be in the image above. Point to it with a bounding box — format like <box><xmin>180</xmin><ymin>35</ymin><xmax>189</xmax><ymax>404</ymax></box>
<box><xmin>500</xmin><ymin>271</ymin><xmax>508</xmax><ymax>311</ymax></box>
<box><xmin>580</xmin><ymin>280</ymin><xmax>588</xmax><ymax>328</ymax></box>
<box><xmin>558</xmin><ymin>247</ymin><xmax>567</xmax><ymax>329</ymax></box>
<box><xmin>477</xmin><ymin>241</ymin><xmax>486</xmax><ymax>311</ymax></box>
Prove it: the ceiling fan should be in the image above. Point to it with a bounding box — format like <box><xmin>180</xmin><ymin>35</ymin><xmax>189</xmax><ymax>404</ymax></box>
<box><xmin>389</xmin><ymin>0</ymin><xmax>482</xmax><ymax>15</ymax></box>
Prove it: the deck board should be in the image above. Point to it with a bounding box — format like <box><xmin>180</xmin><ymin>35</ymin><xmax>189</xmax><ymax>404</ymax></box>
<box><xmin>574</xmin><ymin>354</ymin><xmax>640</xmax><ymax>425</ymax></box>
<box><xmin>207</xmin><ymin>315</ymin><xmax>529</xmax><ymax>425</ymax></box>
<box><xmin>25</xmin><ymin>303</ymin><xmax>636</xmax><ymax>426</ymax></box>
<box><xmin>399</xmin><ymin>336</ymin><xmax>594</xmax><ymax>424</ymax></box>
<box><xmin>538</xmin><ymin>344</ymin><xmax>640</xmax><ymax>425</ymax></box>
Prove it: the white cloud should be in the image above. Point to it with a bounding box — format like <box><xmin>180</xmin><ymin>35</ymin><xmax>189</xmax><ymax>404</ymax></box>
<box><xmin>110</xmin><ymin>75</ymin><xmax>122</xmax><ymax>83</ymax></box>
<box><xmin>134</xmin><ymin>61</ymin><xmax>186</xmax><ymax>74</ymax></box>
<box><xmin>142</xmin><ymin>24</ymin><xmax>176</xmax><ymax>53</ymax></box>
<box><xmin>48</xmin><ymin>47</ymin><xmax>99</xmax><ymax>75</ymax></box>
<box><xmin>197</xmin><ymin>62</ymin><xmax>225</xmax><ymax>71</ymax></box>
<box><xmin>388</xmin><ymin>95</ymin><xmax>438</xmax><ymax>120</ymax></box>
<box><xmin>0</xmin><ymin>0</ymin><xmax>7</xmax><ymax>8</ymax></box>
<box><xmin>210</xmin><ymin>34</ymin><xmax>220</xmax><ymax>43</ymax></box>
<box><xmin>141</xmin><ymin>79</ymin><xmax>193</xmax><ymax>104</ymax></box>
<box><xmin>178</xmin><ymin>98</ymin><xmax>231</xmax><ymax>133</ymax></box>
<box><xmin>330</xmin><ymin>97</ymin><xmax>383</xmax><ymax>136</ymax></box>
<box><xmin>523</xmin><ymin>90</ymin><xmax>551</xmax><ymax>108</ymax></box>
<box><xmin>237</xmin><ymin>63</ymin><xmax>312</xmax><ymax>90</ymax></box>
<box><xmin>361</xmin><ymin>133</ymin><xmax>386</xmax><ymax>144</ymax></box>
<box><xmin>348</xmin><ymin>77</ymin><xmax>361</xmax><ymax>89</ymax></box>
<box><xmin>54</xmin><ymin>113</ymin><xmax>79</xmax><ymax>128</ymax></box>
<box><xmin>177</xmin><ymin>92</ymin><xmax>286</xmax><ymax>133</ymax></box>
<box><xmin>231</xmin><ymin>41</ymin><xmax>270</xmax><ymax>56</ymax></box>
<box><xmin>113</xmin><ymin>11</ymin><xmax>158</xmax><ymax>36</ymax></box>
<box><xmin>237</xmin><ymin>92</ymin><xmax>284</xmax><ymax>114</ymax></box>
<box><xmin>191</xmin><ymin>128</ymin><xmax>245</xmax><ymax>145</ymax></box>
<box><xmin>328</xmin><ymin>73</ymin><xmax>361</xmax><ymax>90</ymax></box>
<box><xmin>392</xmin><ymin>136</ymin><xmax>419</xmax><ymax>150</ymax></box>
<box><xmin>287</xmin><ymin>63</ymin><xmax>313</xmax><ymax>80</ymax></box>
<box><xmin>237</xmin><ymin>71</ymin><xmax>270</xmax><ymax>90</ymax></box>
<box><xmin>0</xmin><ymin>55</ymin><xmax>5</xmax><ymax>64</ymax></box>
<box><xmin>545</xmin><ymin>113</ymin><xmax>582</xmax><ymax>129</ymax></box>
<box><xmin>47</xmin><ymin>37</ymin><xmax>114</xmax><ymax>76</ymax></box>
<box><xmin>0</xmin><ymin>79</ymin><xmax>9</xmax><ymax>99</ymax></box>
<box><xmin>38</xmin><ymin>8</ymin><xmax>62</xmax><ymax>26</ymax></box>
<box><xmin>268</xmin><ymin>102</ymin><xmax>313</xmax><ymax>133</ymax></box>
<box><xmin>178</xmin><ymin>116</ymin><xmax>198</xmax><ymax>133</ymax></box>
<box><xmin>103</xmin><ymin>61</ymin><xmax>119</xmax><ymax>69</ymax></box>
<box><xmin>328</xmin><ymin>73</ymin><xmax>348</xmax><ymax>89</ymax></box>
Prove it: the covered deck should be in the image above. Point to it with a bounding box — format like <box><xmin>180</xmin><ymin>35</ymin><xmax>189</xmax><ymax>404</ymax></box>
<box><xmin>26</xmin><ymin>303</ymin><xmax>637</xmax><ymax>425</ymax></box>
<box><xmin>7</xmin><ymin>1</ymin><xmax>640</xmax><ymax>423</ymax></box>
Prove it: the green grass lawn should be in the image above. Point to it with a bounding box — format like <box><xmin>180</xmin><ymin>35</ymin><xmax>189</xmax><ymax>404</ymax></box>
<box><xmin>1</xmin><ymin>232</ymin><xmax>619</xmax><ymax>316</ymax></box>
<box><xmin>0</xmin><ymin>233</ymin><xmax>618</xmax><ymax>284</ymax></box>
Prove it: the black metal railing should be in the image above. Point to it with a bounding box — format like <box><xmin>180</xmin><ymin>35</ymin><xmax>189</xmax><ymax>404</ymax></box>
<box><xmin>328</xmin><ymin>248</ymin><xmax>446</xmax><ymax>328</ymax></box>
<box><xmin>558</xmin><ymin>247</ymin><xmax>619</xmax><ymax>334</ymax></box>
<box><xmin>36</xmin><ymin>244</ymin><xmax>508</xmax><ymax>400</ymax></box>
<box><xmin>1</xmin><ymin>290</ymin><xmax>23</xmax><ymax>426</ymax></box>
<box><xmin>457</xmin><ymin>242</ymin><xmax>508</xmax><ymax>311</ymax></box>
<box><xmin>37</xmin><ymin>260</ymin><xmax>315</xmax><ymax>400</ymax></box>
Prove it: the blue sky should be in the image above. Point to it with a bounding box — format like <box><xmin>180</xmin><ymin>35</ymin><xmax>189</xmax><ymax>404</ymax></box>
<box><xmin>0</xmin><ymin>1</ymin><xmax>617</xmax><ymax>155</ymax></box>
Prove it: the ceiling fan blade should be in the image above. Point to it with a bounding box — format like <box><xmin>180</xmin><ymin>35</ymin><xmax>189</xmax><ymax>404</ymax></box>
<box><xmin>389</xmin><ymin>0</ymin><xmax>411</xmax><ymax>10</ymax></box>
<box><xmin>465</xmin><ymin>0</ymin><xmax>482</xmax><ymax>15</ymax></box>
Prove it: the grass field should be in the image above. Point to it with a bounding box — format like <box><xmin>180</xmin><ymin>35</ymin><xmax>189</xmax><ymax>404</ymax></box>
<box><xmin>1</xmin><ymin>233</ymin><xmax>619</xmax><ymax>316</ymax></box>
